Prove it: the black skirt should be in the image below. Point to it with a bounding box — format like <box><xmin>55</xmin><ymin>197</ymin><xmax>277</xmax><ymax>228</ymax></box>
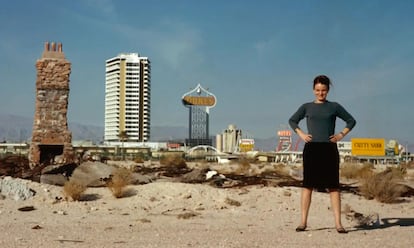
<box><xmin>302</xmin><ymin>142</ymin><xmax>340</xmax><ymax>189</ymax></box>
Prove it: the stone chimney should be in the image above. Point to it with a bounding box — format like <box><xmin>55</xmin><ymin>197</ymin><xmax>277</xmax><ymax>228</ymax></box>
<box><xmin>28</xmin><ymin>42</ymin><xmax>75</xmax><ymax>168</ymax></box>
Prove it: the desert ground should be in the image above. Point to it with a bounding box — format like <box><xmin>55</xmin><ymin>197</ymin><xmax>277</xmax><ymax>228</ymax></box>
<box><xmin>0</xmin><ymin>160</ymin><xmax>413</xmax><ymax>248</ymax></box>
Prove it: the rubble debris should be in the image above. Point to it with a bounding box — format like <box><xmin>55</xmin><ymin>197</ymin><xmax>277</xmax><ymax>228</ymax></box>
<box><xmin>344</xmin><ymin>204</ymin><xmax>381</xmax><ymax>228</ymax></box>
<box><xmin>0</xmin><ymin>177</ymin><xmax>36</xmax><ymax>201</ymax></box>
<box><xmin>0</xmin><ymin>155</ymin><xmax>38</xmax><ymax>179</ymax></box>
<box><xmin>1</xmin><ymin>153</ymin><xmax>413</xmax><ymax>199</ymax></box>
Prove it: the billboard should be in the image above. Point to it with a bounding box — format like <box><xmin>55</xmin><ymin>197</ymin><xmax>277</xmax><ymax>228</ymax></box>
<box><xmin>385</xmin><ymin>140</ymin><xmax>399</xmax><ymax>156</ymax></box>
<box><xmin>277</xmin><ymin>130</ymin><xmax>292</xmax><ymax>137</ymax></box>
<box><xmin>182</xmin><ymin>96</ymin><xmax>216</xmax><ymax>106</ymax></box>
<box><xmin>239</xmin><ymin>139</ymin><xmax>254</xmax><ymax>152</ymax></box>
<box><xmin>351</xmin><ymin>138</ymin><xmax>385</xmax><ymax>156</ymax></box>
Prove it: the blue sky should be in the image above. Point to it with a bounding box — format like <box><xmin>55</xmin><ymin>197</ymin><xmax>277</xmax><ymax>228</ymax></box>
<box><xmin>1</xmin><ymin>0</ymin><xmax>413</xmax><ymax>149</ymax></box>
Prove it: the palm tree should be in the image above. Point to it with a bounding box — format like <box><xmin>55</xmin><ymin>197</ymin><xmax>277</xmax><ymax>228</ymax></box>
<box><xmin>118</xmin><ymin>131</ymin><xmax>129</xmax><ymax>160</ymax></box>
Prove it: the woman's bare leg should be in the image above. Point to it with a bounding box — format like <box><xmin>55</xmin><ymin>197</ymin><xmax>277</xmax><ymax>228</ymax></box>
<box><xmin>329</xmin><ymin>189</ymin><xmax>344</xmax><ymax>229</ymax></box>
<box><xmin>299</xmin><ymin>187</ymin><xmax>313</xmax><ymax>227</ymax></box>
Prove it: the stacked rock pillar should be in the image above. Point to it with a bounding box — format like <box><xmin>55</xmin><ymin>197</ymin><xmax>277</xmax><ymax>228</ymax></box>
<box><xmin>28</xmin><ymin>42</ymin><xmax>74</xmax><ymax>168</ymax></box>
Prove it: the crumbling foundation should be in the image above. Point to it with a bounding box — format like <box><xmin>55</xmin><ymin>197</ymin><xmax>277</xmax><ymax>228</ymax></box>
<box><xmin>28</xmin><ymin>42</ymin><xmax>74</xmax><ymax>168</ymax></box>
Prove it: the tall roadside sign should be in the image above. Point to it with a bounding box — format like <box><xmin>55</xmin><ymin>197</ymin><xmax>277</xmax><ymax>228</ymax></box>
<box><xmin>351</xmin><ymin>138</ymin><xmax>385</xmax><ymax>156</ymax></box>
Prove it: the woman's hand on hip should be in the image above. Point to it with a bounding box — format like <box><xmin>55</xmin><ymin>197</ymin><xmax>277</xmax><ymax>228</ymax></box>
<box><xmin>299</xmin><ymin>132</ymin><xmax>312</xmax><ymax>143</ymax></box>
<box><xmin>329</xmin><ymin>133</ymin><xmax>344</xmax><ymax>143</ymax></box>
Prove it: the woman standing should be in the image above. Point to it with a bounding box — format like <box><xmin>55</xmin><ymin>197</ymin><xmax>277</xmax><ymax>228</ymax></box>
<box><xmin>289</xmin><ymin>75</ymin><xmax>356</xmax><ymax>234</ymax></box>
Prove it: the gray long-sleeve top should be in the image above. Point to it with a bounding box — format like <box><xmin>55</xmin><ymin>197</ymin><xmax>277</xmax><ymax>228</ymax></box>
<box><xmin>289</xmin><ymin>101</ymin><xmax>356</xmax><ymax>142</ymax></box>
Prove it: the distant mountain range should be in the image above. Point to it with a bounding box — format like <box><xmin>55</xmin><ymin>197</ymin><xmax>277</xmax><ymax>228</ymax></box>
<box><xmin>0</xmin><ymin>113</ymin><xmax>104</xmax><ymax>143</ymax></box>
<box><xmin>0</xmin><ymin>114</ymin><xmax>277</xmax><ymax>151</ymax></box>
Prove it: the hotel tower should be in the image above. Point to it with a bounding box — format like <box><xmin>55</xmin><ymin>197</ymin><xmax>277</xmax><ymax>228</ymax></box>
<box><xmin>105</xmin><ymin>53</ymin><xmax>151</xmax><ymax>142</ymax></box>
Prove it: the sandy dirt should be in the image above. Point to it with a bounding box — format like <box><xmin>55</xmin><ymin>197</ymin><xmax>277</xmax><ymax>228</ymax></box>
<box><xmin>0</xmin><ymin>163</ymin><xmax>413</xmax><ymax>248</ymax></box>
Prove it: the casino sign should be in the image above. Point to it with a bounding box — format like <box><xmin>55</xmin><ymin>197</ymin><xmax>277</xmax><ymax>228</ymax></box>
<box><xmin>182</xmin><ymin>84</ymin><xmax>217</xmax><ymax>108</ymax></box>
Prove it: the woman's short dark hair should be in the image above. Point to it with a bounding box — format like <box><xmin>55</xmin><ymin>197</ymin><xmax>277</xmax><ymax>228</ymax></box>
<box><xmin>313</xmin><ymin>75</ymin><xmax>332</xmax><ymax>90</ymax></box>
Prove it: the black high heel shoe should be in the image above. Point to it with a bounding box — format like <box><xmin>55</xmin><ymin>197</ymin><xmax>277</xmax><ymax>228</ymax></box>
<box><xmin>336</xmin><ymin>227</ymin><xmax>348</xmax><ymax>234</ymax></box>
<box><xmin>295</xmin><ymin>225</ymin><xmax>307</xmax><ymax>232</ymax></box>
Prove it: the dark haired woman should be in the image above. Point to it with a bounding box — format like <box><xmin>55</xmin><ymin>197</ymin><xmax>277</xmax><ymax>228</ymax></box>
<box><xmin>289</xmin><ymin>75</ymin><xmax>356</xmax><ymax>234</ymax></box>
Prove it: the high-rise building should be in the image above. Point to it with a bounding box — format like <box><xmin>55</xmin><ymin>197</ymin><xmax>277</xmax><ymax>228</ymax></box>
<box><xmin>182</xmin><ymin>84</ymin><xmax>216</xmax><ymax>147</ymax></box>
<box><xmin>105</xmin><ymin>53</ymin><xmax>151</xmax><ymax>142</ymax></box>
<box><xmin>218</xmin><ymin>124</ymin><xmax>242</xmax><ymax>153</ymax></box>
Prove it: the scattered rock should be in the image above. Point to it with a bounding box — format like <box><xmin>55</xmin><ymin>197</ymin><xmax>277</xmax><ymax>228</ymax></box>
<box><xmin>161</xmin><ymin>208</ymin><xmax>201</xmax><ymax>219</ymax></box>
<box><xmin>53</xmin><ymin>210</ymin><xmax>67</xmax><ymax>215</ymax></box>
<box><xmin>40</xmin><ymin>174</ymin><xmax>68</xmax><ymax>186</ymax></box>
<box><xmin>70</xmin><ymin>161</ymin><xmax>117</xmax><ymax>187</ymax></box>
<box><xmin>180</xmin><ymin>168</ymin><xmax>209</xmax><ymax>183</ymax></box>
<box><xmin>130</xmin><ymin>173</ymin><xmax>152</xmax><ymax>185</ymax></box>
<box><xmin>177</xmin><ymin>212</ymin><xmax>200</xmax><ymax>219</ymax></box>
<box><xmin>41</xmin><ymin>163</ymin><xmax>78</xmax><ymax>177</ymax></box>
<box><xmin>205</xmin><ymin>170</ymin><xmax>218</xmax><ymax>180</ymax></box>
<box><xmin>225</xmin><ymin>197</ymin><xmax>241</xmax><ymax>207</ymax></box>
<box><xmin>18</xmin><ymin>206</ymin><xmax>36</xmax><ymax>211</ymax></box>
<box><xmin>139</xmin><ymin>218</ymin><xmax>151</xmax><ymax>223</ymax></box>
<box><xmin>32</xmin><ymin>225</ymin><xmax>42</xmax><ymax>229</ymax></box>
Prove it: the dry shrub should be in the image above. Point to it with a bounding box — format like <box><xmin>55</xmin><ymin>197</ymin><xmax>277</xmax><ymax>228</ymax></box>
<box><xmin>359</xmin><ymin>168</ymin><xmax>407</xmax><ymax>203</ymax></box>
<box><xmin>240</xmin><ymin>156</ymin><xmax>257</xmax><ymax>164</ymax></box>
<box><xmin>107</xmin><ymin>167</ymin><xmax>132</xmax><ymax>198</ymax></box>
<box><xmin>272</xmin><ymin>163</ymin><xmax>290</xmax><ymax>176</ymax></box>
<box><xmin>133</xmin><ymin>152</ymin><xmax>147</xmax><ymax>163</ymax></box>
<box><xmin>160</xmin><ymin>155</ymin><xmax>187</xmax><ymax>169</ymax></box>
<box><xmin>340</xmin><ymin>162</ymin><xmax>374</xmax><ymax>179</ymax></box>
<box><xmin>134</xmin><ymin>157</ymin><xmax>144</xmax><ymax>163</ymax></box>
<box><xmin>63</xmin><ymin>180</ymin><xmax>87</xmax><ymax>201</ymax></box>
<box><xmin>388</xmin><ymin>166</ymin><xmax>407</xmax><ymax>178</ymax></box>
<box><xmin>235</xmin><ymin>159</ymin><xmax>251</xmax><ymax>175</ymax></box>
<box><xmin>260</xmin><ymin>167</ymin><xmax>276</xmax><ymax>175</ymax></box>
<box><xmin>405</xmin><ymin>161</ymin><xmax>414</xmax><ymax>169</ymax></box>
